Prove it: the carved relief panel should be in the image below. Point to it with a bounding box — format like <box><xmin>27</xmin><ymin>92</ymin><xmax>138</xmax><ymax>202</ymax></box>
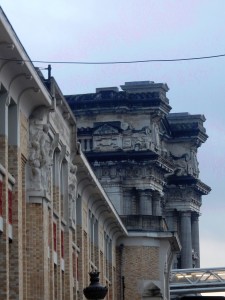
<box><xmin>28</xmin><ymin>121</ymin><xmax>53</xmax><ymax>194</ymax></box>
<box><xmin>169</xmin><ymin>147</ymin><xmax>199</xmax><ymax>178</ymax></box>
<box><xmin>93</xmin><ymin>123</ymin><xmax>122</xmax><ymax>151</ymax></box>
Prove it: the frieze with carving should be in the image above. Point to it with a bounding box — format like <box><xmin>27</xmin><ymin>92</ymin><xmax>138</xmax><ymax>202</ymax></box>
<box><xmin>91</xmin><ymin>161</ymin><xmax>165</xmax><ymax>188</ymax></box>
<box><xmin>90</xmin><ymin>121</ymin><xmax>162</xmax><ymax>153</ymax></box>
<box><xmin>122</xmin><ymin>125</ymin><xmax>156</xmax><ymax>152</ymax></box>
<box><xmin>165</xmin><ymin>187</ymin><xmax>202</xmax><ymax>206</ymax></box>
<box><xmin>93</xmin><ymin>136</ymin><xmax>121</xmax><ymax>151</ymax></box>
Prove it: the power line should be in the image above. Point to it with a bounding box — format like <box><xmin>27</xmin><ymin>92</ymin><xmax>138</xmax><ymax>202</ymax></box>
<box><xmin>0</xmin><ymin>53</ymin><xmax>225</xmax><ymax>65</ymax></box>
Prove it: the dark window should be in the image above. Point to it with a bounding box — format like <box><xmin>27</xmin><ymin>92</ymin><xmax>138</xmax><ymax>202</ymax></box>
<box><xmin>0</xmin><ymin>181</ymin><xmax>3</xmax><ymax>216</ymax></box>
<box><xmin>61</xmin><ymin>230</ymin><xmax>64</xmax><ymax>258</ymax></box>
<box><xmin>53</xmin><ymin>223</ymin><xmax>57</xmax><ymax>252</ymax></box>
<box><xmin>8</xmin><ymin>189</ymin><xmax>12</xmax><ymax>224</ymax></box>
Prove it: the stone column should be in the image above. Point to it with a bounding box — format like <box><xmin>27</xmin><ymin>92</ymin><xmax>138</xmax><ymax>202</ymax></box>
<box><xmin>139</xmin><ymin>190</ymin><xmax>152</xmax><ymax>215</ymax></box>
<box><xmin>80</xmin><ymin>139</ymin><xmax>85</xmax><ymax>151</ymax></box>
<box><xmin>192</xmin><ymin>214</ymin><xmax>200</xmax><ymax>268</ymax></box>
<box><xmin>86</xmin><ymin>139</ymin><xmax>91</xmax><ymax>151</ymax></box>
<box><xmin>152</xmin><ymin>191</ymin><xmax>162</xmax><ymax>216</ymax></box>
<box><xmin>180</xmin><ymin>212</ymin><xmax>193</xmax><ymax>268</ymax></box>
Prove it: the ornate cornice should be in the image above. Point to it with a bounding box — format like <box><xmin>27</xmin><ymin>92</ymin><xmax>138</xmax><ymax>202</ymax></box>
<box><xmin>166</xmin><ymin>113</ymin><xmax>208</xmax><ymax>144</ymax></box>
<box><xmin>65</xmin><ymin>90</ymin><xmax>171</xmax><ymax>117</ymax></box>
<box><xmin>166</xmin><ymin>175</ymin><xmax>211</xmax><ymax>196</ymax></box>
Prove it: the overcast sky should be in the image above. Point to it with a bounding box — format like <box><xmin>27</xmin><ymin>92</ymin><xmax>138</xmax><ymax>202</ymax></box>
<box><xmin>1</xmin><ymin>0</ymin><xmax>225</xmax><ymax>286</ymax></box>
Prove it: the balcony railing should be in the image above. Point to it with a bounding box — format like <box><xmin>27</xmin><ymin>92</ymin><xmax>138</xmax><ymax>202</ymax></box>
<box><xmin>120</xmin><ymin>215</ymin><xmax>168</xmax><ymax>232</ymax></box>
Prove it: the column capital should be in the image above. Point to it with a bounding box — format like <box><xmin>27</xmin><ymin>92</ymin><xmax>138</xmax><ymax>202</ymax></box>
<box><xmin>192</xmin><ymin>212</ymin><xmax>200</xmax><ymax>221</ymax></box>
<box><xmin>181</xmin><ymin>211</ymin><xmax>192</xmax><ymax>218</ymax></box>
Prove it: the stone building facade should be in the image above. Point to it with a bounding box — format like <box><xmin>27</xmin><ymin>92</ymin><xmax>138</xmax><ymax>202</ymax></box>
<box><xmin>0</xmin><ymin>8</ymin><xmax>127</xmax><ymax>300</ymax></box>
<box><xmin>66</xmin><ymin>81</ymin><xmax>211</xmax><ymax>297</ymax></box>
<box><xmin>0</xmin><ymin>7</ymin><xmax>210</xmax><ymax>300</ymax></box>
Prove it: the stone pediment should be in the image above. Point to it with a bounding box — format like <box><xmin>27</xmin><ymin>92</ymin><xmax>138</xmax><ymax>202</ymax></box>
<box><xmin>93</xmin><ymin>124</ymin><xmax>120</xmax><ymax>135</ymax></box>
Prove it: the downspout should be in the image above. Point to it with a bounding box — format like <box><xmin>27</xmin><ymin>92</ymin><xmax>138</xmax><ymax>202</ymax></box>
<box><xmin>119</xmin><ymin>244</ymin><xmax>125</xmax><ymax>300</ymax></box>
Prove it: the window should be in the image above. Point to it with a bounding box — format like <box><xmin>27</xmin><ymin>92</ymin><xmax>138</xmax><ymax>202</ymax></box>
<box><xmin>53</xmin><ymin>149</ymin><xmax>60</xmax><ymax>212</ymax></box>
<box><xmin>53</xmin><ymin>223</ymin><xmax>57</xmax><ymax>252</ymax></box>
<box><xmin>0</xmin><ymin>180</ymin><xmax>2</xmax><ymax>216</ymax></box>
<box><xmin>104</xmin><ymin>234</ymin><xmax>112</xmax><ymax>280</ymax></box>
<box><xmin>60</xmin><ymin>160</ymin><xmax>68</xmax><ymax>219</ymax></box>
<box><xmin>61</xmin><ymin>230</ymin><xmax>64</xmax><ymax>258</ymax></box>
<box><xmin>73</xmin><ymin>251</ymin><xmax>76</xmax><ymax>279</ymax></box>
<box><xmin>8</xmin><ymin>189</ymin><xmax>12</xmax><ymax>224</ymax></box>
<box><xmin>89</xmin><ymin>212</ymin><xmax>98</xmax><ymax>266</ymax></box>
<box><xmin>72</xmin><ymin>251</ymin><xmax>79</xmax><ymax>290</ymax></box>
<box><xmin>77</xmin><ymin>256</ymin><xmax>79</xmax><ymax>281</ymax></box>
<box><xmin>53</xmin><ymin>222</ymin><xmax>58</xmax><ymax>265</ymax></box>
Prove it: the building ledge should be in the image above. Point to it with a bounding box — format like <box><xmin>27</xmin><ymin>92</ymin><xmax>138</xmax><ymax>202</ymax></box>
<box><xmin>120</xmin><ymin>215</ymin><xmax>168</xmax><ymax>232</ymax></box>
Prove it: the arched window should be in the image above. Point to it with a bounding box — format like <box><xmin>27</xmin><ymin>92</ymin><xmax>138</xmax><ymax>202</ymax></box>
<box><xmin>60</xmin><ymin>159</ymin><xmax>68</xmax><ymax>219</ymax></box>
<box><xmin>8</xmin><ymin>98</ymin><xmax>18</xmax><ymax>146</ymax></box>
<box><xmin>53</xmin><ymin>148</ymin><xmax>60</xmax><ymax>212</ymax></box>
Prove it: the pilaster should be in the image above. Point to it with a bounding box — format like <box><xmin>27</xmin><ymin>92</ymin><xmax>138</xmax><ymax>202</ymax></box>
<box><xmin>139</xmin><ymin>190</ymin><xmax>152</xmax><ymax>215</ymax></box>
<box><xmin>26</xmin><ymin>199</ymin><xmax>50</xmax><ymax>299</ymax></box>
<box><xmin>152</xmin><ymin>191</ymin><xmax>162</xmax><ymax>216</ymax></box>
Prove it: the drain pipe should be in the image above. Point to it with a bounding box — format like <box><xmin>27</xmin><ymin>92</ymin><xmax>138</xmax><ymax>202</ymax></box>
<box><xmin>119</xmin><ymin>244</ymin><xmax>125</xmax><ymax>300</ymax></box>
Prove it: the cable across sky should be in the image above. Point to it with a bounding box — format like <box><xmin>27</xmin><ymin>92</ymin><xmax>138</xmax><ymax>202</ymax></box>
<box><xmin>0</xmin><ymin>53</ymin><xmax>225</xmax><ymax>65</ymax></box>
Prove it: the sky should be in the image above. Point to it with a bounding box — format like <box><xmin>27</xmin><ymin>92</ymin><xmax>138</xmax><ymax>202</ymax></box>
<box><xmin>1</xmin><ymin>0</ymin><xmax>225</xmax><ymax>291</ymax></box>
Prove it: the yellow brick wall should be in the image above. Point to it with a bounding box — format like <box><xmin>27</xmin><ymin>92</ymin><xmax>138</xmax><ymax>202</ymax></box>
<box><xmin>8</xmin><ymin>144</ymin><xmax>23</xmax><ymax>300</ymax></box>
<box><xmin>0</xmin><ymin>127</ymin><xmax>121</xmax><ymax>300</ymax></box>
<box><xmin>0</xmin><ymin>135</ymin><xmax>10</xmax><ymax>300</ymax></box>
<box><xmin>123</xmin><ymin>245</ymin><xmax>160</xmax><ymax>300</ymax></box>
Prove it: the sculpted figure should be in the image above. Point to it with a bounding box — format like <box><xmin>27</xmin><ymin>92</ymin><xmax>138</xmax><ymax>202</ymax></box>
<box><xmin>190</xmin><ymin>149</ymin><xmax>199</xmax><ymax>177</ymax></box>
<box><xmin>131</xmin><ymin>127</ymin><xmax>154</xmax><ymax>151</ymax></box>
<box><xmin>170</xmin><ymin>150</ymin><xmax>199</xmax><ymax>177</ymax></box>
<box><xmin>29</xmin><ymin>123</ymin><xmax>52</xmax><ymax>191</ymax></box>
<box><xmin>153</xmin><ymin>123</ymin><xmax>161</xmax><ymax>150</ymax></box>
<box><xmin>68</xmin><ymin>163</ymin><xmax>78</xmax><ymax>222</ymax></box>
<box><xmin>29</xmin><ymin>140</ymin><xmax>42</xmax><ymax>189</ymax></box>
<box><xmin>170</xmin><ymin>152</ymin><xmax>190</xmax><ymax>176</ymax></box>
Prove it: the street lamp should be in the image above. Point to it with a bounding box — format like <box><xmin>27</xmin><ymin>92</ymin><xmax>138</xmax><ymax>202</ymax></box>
<box><xmin>83</xmin><ymin>271</ymin><xmax>108</xmax><ymax>300</ymax></box>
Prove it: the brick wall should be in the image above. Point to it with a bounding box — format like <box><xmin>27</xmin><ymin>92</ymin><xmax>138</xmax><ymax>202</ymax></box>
<box><xmin>26</xmin><ymin>203</ymin><xmax>48</xmax><ymax>299</ymax></box>
<box><xmin>1</xmin><ymin>127</ymin><xmax>121</xmax><ymax>300</ymax></box>
<box><xmin>122</xmin><ymin>245</ymin><xmax>160</xmax><ymax>300</ymax></box>
<box><xmin>8</xmin><ymin>143</ymin><xmax>24</xmax><ymax>300</ymax></box>
<box><xmin>0</xmin><ymin>135</ymin><xmax>9</xmax><ymax>300</ymax></box>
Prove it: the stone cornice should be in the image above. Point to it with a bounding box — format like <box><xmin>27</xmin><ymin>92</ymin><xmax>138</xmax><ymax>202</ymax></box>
<box><xmin>166</xmin><ymin>113</ymin><xmax>208</xmax><ymax>144</ymax></box>
<box><xmin>194</xmin><ymin>179</ymin><xmax>211</xmax><ymax>195</ymax></box>
<box><xmin>166</xmin><ymin>175</ymin><xmax>211</xmax><ymax>195</ymax></box>
<box><xmin>65</xmin><ymin>90</ymin><xmax>171</xmax><ymax>117</ymax></box>
<box><xmin>154</xmin><ymin>156</ymin><xmax>174</xmax><ymax>173</ymax></box>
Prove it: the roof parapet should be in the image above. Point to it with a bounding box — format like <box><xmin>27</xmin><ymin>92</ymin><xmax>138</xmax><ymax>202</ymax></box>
<box><xmin>120</xmin><ymin>81</ymin><xmax>169</xmax><ymax>94</ymax></box>
<box><xmin>96</xmin><ymin>87</ymin><xmax>119</xmax><ymax>93</ymax></box>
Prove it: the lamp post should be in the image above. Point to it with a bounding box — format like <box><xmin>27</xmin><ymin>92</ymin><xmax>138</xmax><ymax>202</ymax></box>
<box><xmin>83</xmin><ymin>271</ymin><xmax>108</xmax><ymax>300</ymax></box>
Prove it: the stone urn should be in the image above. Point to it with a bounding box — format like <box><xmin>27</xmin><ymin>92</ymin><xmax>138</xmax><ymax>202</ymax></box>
<box><xmin>83</xmin><ymin>271</ymin><xmax>108</xmax><ymax>299</ymax></box>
